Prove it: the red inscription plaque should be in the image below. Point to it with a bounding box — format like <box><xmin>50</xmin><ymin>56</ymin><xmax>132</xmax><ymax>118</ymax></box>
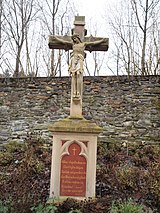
<box><xmin>60</xmin><ymin>142</ymin><xmax>87</xmax><ymax>197</ymax></box>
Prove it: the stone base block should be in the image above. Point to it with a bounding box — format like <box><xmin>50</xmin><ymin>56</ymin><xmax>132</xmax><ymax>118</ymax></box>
<box><xmin>49</xmin><ymin>117</ymin><xmax>102</xmax><ymax>200</ymax></box>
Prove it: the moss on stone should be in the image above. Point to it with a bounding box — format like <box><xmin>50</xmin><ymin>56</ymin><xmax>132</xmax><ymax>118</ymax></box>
<box><xmin>33</xmin><ymin>124</ymin><xmax>48</xmax><ymax>130</ymax></box>
<box><xmin>0</xmin><ymin>152</ymin><xmax>13</xmax><ymax>166</ymax></box>
<box><xmin>0</xmin><ymin>141</ymin><xmax>27</xmax><ymax>166</ymax></box>
<box><xmin>155</xmin><ymin>99</ymin><xmax>160</xmax><ymax>111</ymax></box>
<box><xmin>1</xmin><ymin>141</ymin><xmax>26</xmax><ymax>153</ymax></box>
<box><xmin>151</xmin><ymin>87</ymin><xmax>160</xmax><ymax>94</ymax></box>
<box><xmin>48</xmin><ymin>117</ymin><xmax>103</xmax><ymax>134</ymax></box>
<box><xmin>151</xmin><ymin>96</ymin><xmax>160</xmax><ymax>111</ymax></box>
<box><xmin>145</xmin><ymin>136</ymin><xmax>160</xmax><ymax>142</ymax></box>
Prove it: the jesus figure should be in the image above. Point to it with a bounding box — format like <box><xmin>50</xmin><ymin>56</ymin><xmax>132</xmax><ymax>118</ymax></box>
<box><xmin>52</xmin><ymin>33</ymin><xmax>107</xmax><ymax>100</ymax></box>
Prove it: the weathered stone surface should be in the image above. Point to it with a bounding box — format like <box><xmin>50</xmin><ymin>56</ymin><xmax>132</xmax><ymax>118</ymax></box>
<box><xmin>0</xmin><ymin>76</ymin><xmax>159</xmax><ymax>145</ymax></box>
<box><xmin>49</xmin><ymin>117</ymin><xmax>103</xmax><ymax>133</ymax></box>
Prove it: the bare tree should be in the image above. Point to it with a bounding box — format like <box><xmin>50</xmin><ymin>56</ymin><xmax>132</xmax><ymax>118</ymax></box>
<box><xmin>107</xmin><ymin>0</ymin><xmax>135</xmax><ymax>75</ymax></box>
<box><xmin>0</xmin><ymin>0</ymin><xmax>2</xmax><ymax>56</ymax></box>
<box><xmin>131</xmin><ymin>0</ymin><xmax>159</xmax><ymax>75</ymax></box>
<box><xmin>147</xmin><ymin>10</ymin><xmax>160</xmax><ymax>75</ymax></box>
<box><xmin>0</xmin><ymin>0</ymin><xmax>8</xmax><ymax>73</ymax></box>
<box><xmin>50</xmin><ymin>0</ymin><xmax>61</xmax><ymax>76</ymax></box>
<box><xmin>3</xmin><ymin>0</ymin><xmax>38</xmax><ymax>77</ymax></box>
<box><xmin>38</xmin><ymin>0</ymin><xmax>75</xmax><ymax>77</ymax></box>
<box><xmin>106</xmin><ymin>0</ymin><xmax>160</xmax><ymax>75</ymax></box>
<box><xmin>39</xmin><ymin>0</ymin><xmax>79</xmax><ymax>76</ymax></box>
<box><xmin>84</xmin><ymin>20</ymin><xmax>107</xmax><ymax>76</ymax></box>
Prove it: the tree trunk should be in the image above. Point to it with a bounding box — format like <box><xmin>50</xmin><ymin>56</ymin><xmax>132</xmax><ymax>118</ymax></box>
<box><xmin>0</xmin><ymin>0</ymin><xmax>2</xmax><ymax>57</ymax></box>
<box><xmin>141</xmin><ymin>0</ymin><xmax>148</xmax><ymax>75</ymax></box>
<box><xmin>14</xmin><ymin>46</ymin><xmax>22</xmax><ymax>77</ymax></box>
<box><xmin>50</xmin><ymin>49</ymin><xmax>55</xmax><ymax>76</ymax></box>
<box><xmin>141</xmin><ymin>36</ymin><xmax>147</xmax><ymax>75</ymax></box>
<box><xmin>50</xmin><ymin>0</ymin><xmax>55</xmax><ymax>76</ymax></box>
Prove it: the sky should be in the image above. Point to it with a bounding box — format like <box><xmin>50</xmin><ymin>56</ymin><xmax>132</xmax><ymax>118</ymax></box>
<box><xmin>77</xmin><ymin>0</ymin><xmax>107</xmax><ymax>16</ymax></box>
<box><xmin>72</xmin><ymin>0</ymin><xmax>114</xmax><ymax>76</ymax></box>
<box><xmin>75</xmin><ymin>0</ymin><xmax>109</xmax><ymax>37</ymax></box>
<box><xmin>77</xmin><ymin>0</ymin><xmax>106</xmax><ymax>18</ymax></box>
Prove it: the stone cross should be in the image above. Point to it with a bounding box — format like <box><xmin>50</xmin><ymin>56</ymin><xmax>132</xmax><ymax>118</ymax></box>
<box><xmin>49</xmin><ymin>16</ymin><xmax>109</xmax><ymax>118</ymax></box>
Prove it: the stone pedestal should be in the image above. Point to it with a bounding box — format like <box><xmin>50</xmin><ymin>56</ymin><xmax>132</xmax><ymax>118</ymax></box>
<box><xmin>70</xmin><ymin>74</ymin><xmax>83</xmax><ymax>118</ymax></box>
<box><xmin>49</xmin><ymin>117</ymin><xmax>102</xmax><ymax>200</ymax></box>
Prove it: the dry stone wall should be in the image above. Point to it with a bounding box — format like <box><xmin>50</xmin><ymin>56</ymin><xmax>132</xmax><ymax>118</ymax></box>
<box><xmin>0</xmin><ymin>76</ymin><xmax>160</xmax><ymax>145</ymax></box>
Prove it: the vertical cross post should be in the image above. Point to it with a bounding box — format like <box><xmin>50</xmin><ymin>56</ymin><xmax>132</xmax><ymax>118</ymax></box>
<box><xmin>72</xmin><ymin>16</ymin><xmax>87</xmax><ymax>41</ymax></box>
<box><xmin>70</xmin><ymin>16</ymin><xmax>86</xmax><ymax>118</ymax></box>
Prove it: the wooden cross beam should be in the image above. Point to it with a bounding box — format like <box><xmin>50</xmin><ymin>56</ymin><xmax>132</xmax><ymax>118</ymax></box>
<box><xmin>48</xmin><ymin>16</ymin><xmax>109</xmax><ymax>52</ymax></box>
<box><xmin>49</xmin><ymin>35</ymin><xmax>109</xmax><ymax>52</ymax></box>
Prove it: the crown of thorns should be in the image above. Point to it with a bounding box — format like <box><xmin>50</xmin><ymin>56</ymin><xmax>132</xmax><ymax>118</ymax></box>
<box><xmin>71</xmin><ymin>33</ymin><xmax>81</xmax><ymax>42</ymax></box>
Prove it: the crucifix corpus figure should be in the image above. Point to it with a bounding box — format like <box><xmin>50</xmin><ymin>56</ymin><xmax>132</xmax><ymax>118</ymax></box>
<box><xmin>52</xmin><ymin>34</ymin><xmax>107</xmax><ymax>99</ymax></box>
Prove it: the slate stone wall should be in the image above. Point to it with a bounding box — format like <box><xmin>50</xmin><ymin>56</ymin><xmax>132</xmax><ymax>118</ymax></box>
<box><xmin>0</xmin><ymin>76</ymin><xmax>159</xmax><ymax>145</ymax></box>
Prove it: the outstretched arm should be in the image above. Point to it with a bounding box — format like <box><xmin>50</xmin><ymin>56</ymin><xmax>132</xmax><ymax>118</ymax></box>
<box><xmin>85</xmin><ymin>38</ymin><xmax>107</xmax><ymax>46</ymax></box>
<box><xmin>49</xmin><ymin>35</ymin><xmax>72</xmax><ymax>45</ymax></box>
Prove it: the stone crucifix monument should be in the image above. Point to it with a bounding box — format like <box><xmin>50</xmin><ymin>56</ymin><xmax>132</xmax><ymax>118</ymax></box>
<box><xmin>48</xmin><ymin>16</ymin><xmax>109</xmax><ymax>200</ymax></box>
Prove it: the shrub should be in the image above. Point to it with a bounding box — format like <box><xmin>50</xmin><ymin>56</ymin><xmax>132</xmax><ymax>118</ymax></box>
<box><xmin>0</xmin><ymin>134</ymin><xmax>51</xmax><ymax>213</ymax></box>
<box><xmin>0</xmin><ymin>200</ymin><xmax>13</xmax><ymax>213</ymax></box>
<box><xmin>110</xmin><ymin>199</ymin><xmax>144</xmax><ymax>213</ymax></box>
